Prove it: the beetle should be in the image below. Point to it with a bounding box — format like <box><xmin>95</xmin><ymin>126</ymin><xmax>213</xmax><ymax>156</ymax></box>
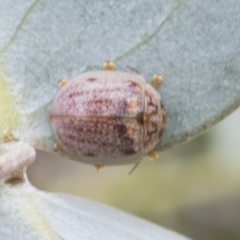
<box><xmin>49</xmin><ymin>62</ymin><xmax>166</xmax><ymax>169</ymax></box>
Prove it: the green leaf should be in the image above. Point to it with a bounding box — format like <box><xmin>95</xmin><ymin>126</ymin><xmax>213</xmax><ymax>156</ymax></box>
<box><xmin>0</xmin><ymin>1</ymin><xmax>239</xmax><ymax>152</ymax></box>
<box><xmin>1</xmin><ymin>1</ymin><xmax>239</xmax><ymax>238</ymax></box>
<box><xmin>0</xmin><ymin>177</ymin><xmax>190</xmax><ymax>240</ymax></box>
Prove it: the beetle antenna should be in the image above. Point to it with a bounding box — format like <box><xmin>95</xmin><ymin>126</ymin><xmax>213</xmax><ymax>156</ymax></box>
<box><xmin>128</xmin><ymin>161</ymin><xmax>141</xmax><ymax>175</ymax></box>
<box><xmin>126</xmin><ymin>66</ymin><xmax>140</xmax><ymax>74</ymax></box>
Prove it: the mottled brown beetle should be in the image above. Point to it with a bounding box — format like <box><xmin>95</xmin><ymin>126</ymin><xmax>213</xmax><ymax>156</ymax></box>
<box><xmin>50</xmin><ymin>62</ymin><xmax>166</xmax><ymax>169</ymax></box>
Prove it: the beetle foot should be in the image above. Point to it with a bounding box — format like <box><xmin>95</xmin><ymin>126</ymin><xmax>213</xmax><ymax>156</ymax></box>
<box><xmin>103</xmin><ymin>61</ymin><xmax>115</xmax><ymax>70</ymax></box>
<box><xmin>148</xmin><ymin>151</ymin><xmax>159</xmax><ymax>161</ymax></box>
<box><xmin>58</xmin><ymin>79</ymin><xmax>68</xmax><ymax>88</ymax></box>
<box><xmin>95</xmin><ymin>165</ymin><xmax>105</xmax><ymax>171</ymax></box>
<box><xmin>152</xmin><ymin>74</ymin><xmax>163</xmax><ymax>88</ymax></box>
<box><xmin>53</xmin><ymin>142</ymin><xmax>62</xmax><ymax>152</ymax></box>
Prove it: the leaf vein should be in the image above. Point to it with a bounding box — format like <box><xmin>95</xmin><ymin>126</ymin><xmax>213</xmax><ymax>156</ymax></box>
<box><xmin>114</xmin><ymin>0</ymin><xmax>187</xmax><ymax>63</ymax></box>
<box><xmin>0</xmin><ymin>0</ymin><xmax>40</xmax><ymax>56</ymax></box>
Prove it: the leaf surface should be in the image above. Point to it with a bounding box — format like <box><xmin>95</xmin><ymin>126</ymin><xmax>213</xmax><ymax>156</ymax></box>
<box><xmin>0</xmin><ymin>0</ymin><xmax>239</xmax><ymax>153</ymax></box>
<box><xmin>0</xmin><ymin>179</ymin><xmax>189</xmax><ymax>240</ymax></box>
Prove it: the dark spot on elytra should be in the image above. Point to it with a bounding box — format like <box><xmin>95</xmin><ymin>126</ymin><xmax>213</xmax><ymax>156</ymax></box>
<box><xmin>84</xmin><ymin>152</ymin><xmax>96</xmax><ymax>157</ymax></box>
<box><xmin>87</xmin><ymin>78</ymin><xmax>97</xmax><ymax>82</ymax></box>
<box><xmin>68</xmin><ymin>91</ymin><xmax>85</xmax><ymax>98</ymax></box>
<box><xmin>122</xmin><ymin>148</ymin><xmax>136</xmax><ymax>155</ymax></box>
<box><xmin>127</xmin><ymin>81</ymin><xmax>142</xmax><ymax>91</ymax></box>
<box><xmin>115</xmin><ymin>123</ymin><xmax>127</xmax><ymax>136</ymax></box>
<box><xmin>136</xmin><ymin>111</ymin><xmax>144</xmax><ymax>125</ymax></box>
<box><xmin>87</xmin><ymin>98</ymin><xmax>113</xmax><ymax>109</ymax></box>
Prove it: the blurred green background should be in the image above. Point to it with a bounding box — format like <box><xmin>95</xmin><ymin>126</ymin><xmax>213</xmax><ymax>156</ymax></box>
<box><xmin>28</xmin><ymin>108</ymin><xmax>240</xmax><ymax>240</ymax></box>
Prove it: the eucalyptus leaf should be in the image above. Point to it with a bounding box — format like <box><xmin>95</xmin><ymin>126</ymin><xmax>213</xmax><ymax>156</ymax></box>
<box><xmin>1</xmin><ymin>1</ymin><xmax>239</xmax><ymax>239</ymax></box>
<box><xmin>0</xmin><ymin>177</ymin><xmax>190</xmax><ymax>240</ymax></box>
<box><xmin>0</xmin><ymin>1</ymin><xmax>240</xmax><ymax>153</ymax></box>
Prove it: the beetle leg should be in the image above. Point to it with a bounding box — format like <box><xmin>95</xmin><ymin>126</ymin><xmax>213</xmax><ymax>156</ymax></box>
<box><xmin>152</xmin><ymin>74</ymin><xmax>163</xmax><ymax>88</ymax></box>
<box><xmin>53</xmin><ymin>142</ymin><xmax>62</xmax><ymax>152</ymax></box>
<box><xmin>148</xmin><ymin>151</ymin><xmax>159</xmax><ymax>161</ymax></box>
<box><xmin>95</xmin><ymin>165</ymin><xmax>105</xmax><ymax>171</ymax></box>
<box><xmin>103</xmin><ymin>61</ymin><xmax>115</xmax><ymax>70</ymax></box>
<box><xmin>128</xmin><ymin>161</ymin><xmax>141</xmax><ymax>175</ymax></box>
<box><xmin>58</xmin><ymin>79</ymin><xmax>68</xmax><ymax>88</ymax></box>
